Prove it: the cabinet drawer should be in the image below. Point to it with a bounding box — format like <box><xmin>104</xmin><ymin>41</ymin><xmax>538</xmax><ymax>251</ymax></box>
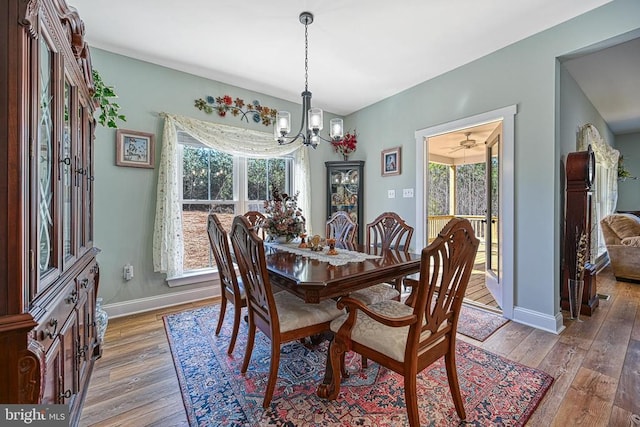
<box><xmin>34</xmin><ymin>281</ymin><xmax>77</xmax><ymax>354</ymax></box>
<box><xmin>77</xmin><ymin>261</ymin><xmax>98</xmax><ymax>297</ymax></box>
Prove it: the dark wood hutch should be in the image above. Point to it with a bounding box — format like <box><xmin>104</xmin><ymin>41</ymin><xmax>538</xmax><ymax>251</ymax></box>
<box><xmin>0</xmin><ymin>0</ymin><xmax>100</xmax><ymax>424</ymax></box>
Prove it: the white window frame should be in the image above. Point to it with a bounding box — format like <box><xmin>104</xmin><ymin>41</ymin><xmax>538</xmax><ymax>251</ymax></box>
<box><xmin>169</xmin><ymin>135</ymin><xmax>293</xmax><ymax>285</ymax></box>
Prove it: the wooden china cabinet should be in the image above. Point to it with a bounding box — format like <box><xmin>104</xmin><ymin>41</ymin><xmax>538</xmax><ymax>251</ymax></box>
<box><xmin>326</xmin><ymin>161</ymin><xmax>365</xmax><ymax>243</ymax></box>
<box><xmin>0</xmin><ymin>0</ymin><xmax>101</xmax><ymax>424</ymax></box>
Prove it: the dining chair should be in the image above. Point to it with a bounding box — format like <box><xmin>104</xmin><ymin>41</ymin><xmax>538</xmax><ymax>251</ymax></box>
<box><xmin>349</xmin><ymin>211</ymin><xmax>414</xmax><ymax>306</ymax></box>
<box><xmin>243</xmin><ymin>210</ymin><xmax>266</xmax><ymax>238</ymax></box>
<box><xmin>325</xmin><ymin>210</ymin><xmax>358</xmax><ymax>243</ymax></box>
<box><xmin>229</xmin><ymin>215</ymin><xmax>344</xmax><ymax>408</ymax></box>
<box><xmin>207</xmin><ymin>213</ymin><xmax>247</xmax><ymax>354</ymax></box>
<box><xmin>323</xmin><ymin>217</ymin><xmax>480</xmax><ymax>426</ymax></box>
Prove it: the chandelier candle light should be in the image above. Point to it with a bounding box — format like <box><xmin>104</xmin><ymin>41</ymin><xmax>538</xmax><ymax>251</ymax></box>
<box><xmin>274</xmin><ymin>12</ymin><xmax>344</xmax><ymax>148</ymax></box>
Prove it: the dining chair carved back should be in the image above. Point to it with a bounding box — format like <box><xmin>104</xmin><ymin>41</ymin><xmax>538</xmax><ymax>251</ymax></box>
<box><xmin>229</xmin><ymin>215</ymin><xmax>344</xmax><ymax>408</ymax></box>
<box><xmin>349</xmin><ymin>212</ymin><xmax>415</xmax><ymax>307</ymax></box>
<box><xmin>326</xmin><ymin>210</ymin><xmax>358</xmax><ymax>243</ymax></box>
<box><xmin>323</xmin><ymin>217</ymin><xmax>480</xmax><ymax>426</ymax></box>
<box><xmin>207</xmin><ymin>213</ymin><xmax>247</xmax><ymax>354</ymax></box>
<box><xmin>366</xmin><ymin>211</ymin><xmax>414</xmax><ymax>251</ymax></box>
<box><xmin>243</xmin><ymin>210</ymin><xmax>266</xmax><ymax>239</ymax></box>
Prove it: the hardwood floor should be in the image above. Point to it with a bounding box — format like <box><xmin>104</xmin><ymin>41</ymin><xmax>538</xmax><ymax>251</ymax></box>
<box><xmin>79</xmin><ymin>267</ymin><xmax>639</xmax><ymax>426</ymax></box>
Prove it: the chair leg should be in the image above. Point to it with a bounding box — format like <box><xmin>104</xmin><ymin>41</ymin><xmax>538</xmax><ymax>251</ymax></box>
<box><xmin>444</xmin><ymin>352</ymin><xmax>466</xmax><ymax>420</ymax></box>
<box><xmin>241</xmin><ymin>321</ymin><xmax>256</xmax><ymax>374</ymax></box>
<box><xmin>404</xmin><ymin>372</ymin><xmax>420</xmax><ymax>427</ymax></box>
<box><xmin>215</xmin><ymin>296</ymin><xmax>227</xmax><ymax>335</ymax></box>
<box><xmin>227</xmin><ymin>303</ymin><xmax>241</xmax><ymax>354</ymax></box>
<box><xmin>263</xmin><ymin>340</ymin><xmax>281</xmax><ymax>408</ymax></box>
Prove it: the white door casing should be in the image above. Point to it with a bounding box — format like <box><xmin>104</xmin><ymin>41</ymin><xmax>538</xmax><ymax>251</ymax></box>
<box><xmin>414</xmin><ymin>104</ymin><xmax>516</xmax><ymax>319</ymax></box>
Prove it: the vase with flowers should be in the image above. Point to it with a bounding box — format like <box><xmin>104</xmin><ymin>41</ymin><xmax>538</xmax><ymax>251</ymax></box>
<box><xmin>568</xmin><ymin>227</ymin><xmax>588</xmax><ymax>320</ymax></box>
<box><xmin>331</xmin><ymin>130</ymin><xmax>357</xmax><ymax>161</ymax></box>
<box><xmin>262</xmin><ymin>186</ymin><xmax>306</xmax><ymax>243</ymax></box>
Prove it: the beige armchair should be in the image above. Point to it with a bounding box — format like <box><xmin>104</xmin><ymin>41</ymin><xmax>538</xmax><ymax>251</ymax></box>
<box><xmin>600</xmin><ymin>213</ymin><xmax>640</xmax><ymax>282</ymax></box>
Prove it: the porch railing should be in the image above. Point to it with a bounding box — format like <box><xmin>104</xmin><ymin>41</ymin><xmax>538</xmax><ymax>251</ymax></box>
<box><xmin>427</xmin><ymin>215</ymin><xmax>497</xmax><ymax>242</ymax></box>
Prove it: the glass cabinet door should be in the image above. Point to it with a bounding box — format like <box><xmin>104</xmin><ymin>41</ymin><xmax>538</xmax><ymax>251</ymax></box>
<box><xmin>62</xmin><ymin>79</ymin><xmax>75</xmax><ymax>268</ymax></box>
<box><xmin>37</xmin><ymin>35</ymin><xmax>58</xmax><ymax>291</ymax></box>
<box><xmin>325</xmin><ymin>161</ymin><xmax>364</xmax><ymax>243</ymax></box>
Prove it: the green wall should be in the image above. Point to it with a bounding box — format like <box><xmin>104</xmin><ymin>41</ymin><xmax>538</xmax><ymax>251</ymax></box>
<box><xmin>92</xmin><ymin>0</ymin><xmax>640</xmax><ymax>329</ymax></box>
<box><xmin>91</xmin><ymin>49</ymin><xmax>342</xmax><ymax>308</ymax></box>
<box><xmin>341</xmin><ymin>0</ymin><xmax>640</xmax><ymax>325</ymax></box>
<box><xmin>617</xmin><ymin>132</ymin><xmax>640</xmax><ymax>210</ymax></box>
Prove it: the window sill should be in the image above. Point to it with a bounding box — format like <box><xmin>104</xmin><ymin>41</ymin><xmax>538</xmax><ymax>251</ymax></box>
<box><xmin>167</xmin><ymin>269</ymin><xmax>218</xmax><ymax>287</ymax></box>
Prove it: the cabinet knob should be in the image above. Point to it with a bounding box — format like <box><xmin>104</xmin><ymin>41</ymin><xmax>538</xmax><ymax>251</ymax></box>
<box><xmin>59</xmin><ymin>389</ymin><xmax>72</xmax><ymax>400</ymax></box>
<box><xmin>66</xmin><ymin>290</ymin><xmax>78</xmax><ymax>304</ymax></box>
<box><xmin>40</xmin><ymin>318</ymin><xmax>58</xmax><ymax>340</ymax></box>
<box><xmin>77</xmin><ymin>344</ymin><xmax>89</xmax><ymax>360</ymax></box>
<box><xmin>80</xmin><ymin>278</ymin><xmax>89</xmax><ymax>288</ymax></box>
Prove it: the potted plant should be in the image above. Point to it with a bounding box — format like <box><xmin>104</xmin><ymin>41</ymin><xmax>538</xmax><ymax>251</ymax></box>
<box><xmin>92</xmin><ymin>68</ymin><xmax>126</xmax><ymax>128</ymax></box>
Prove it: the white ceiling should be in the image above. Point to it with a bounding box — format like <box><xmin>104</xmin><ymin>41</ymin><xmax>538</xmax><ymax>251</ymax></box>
<box><xmin>70</xmin><ymin>0</ymin><xmax>614</xmax><ymax>117</ymax></box>
<box><xmin>564</xmin><ymin>37</ymin><xmax>640</xmax><ymax>135</ymax></box>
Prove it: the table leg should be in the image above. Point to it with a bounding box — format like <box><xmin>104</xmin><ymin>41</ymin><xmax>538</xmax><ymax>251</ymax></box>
<box><xmin>317</xmin><ymin>335</ymin><xmax>347</xmax><ymax>400</ymax></box>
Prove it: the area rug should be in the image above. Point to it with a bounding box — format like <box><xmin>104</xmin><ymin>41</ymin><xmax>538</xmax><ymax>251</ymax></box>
<box><xmin>164</xmin><ymin>305</ymin><xmax>552</xmax><ymax>426</ymax></box>
<box><xmin>458</xmin><ymin>304</ymin><xmax>510</xmax><ymax>341</ymax></box>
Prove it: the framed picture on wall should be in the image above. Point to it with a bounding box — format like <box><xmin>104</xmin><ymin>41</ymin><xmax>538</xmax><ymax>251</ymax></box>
<box><xmin>381</xmin><ymin>146</ymin><xmax>401</xmax><ymax>176</ymax></box>
<box><xmin>115</xmin><ymin>129</ymin><xmax>155</xmax><ymax>168</ymax></box>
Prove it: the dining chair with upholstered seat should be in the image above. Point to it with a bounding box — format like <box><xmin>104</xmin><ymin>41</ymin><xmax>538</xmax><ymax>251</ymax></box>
<box><xmin>321</xmin><ymin>217</ymin><xmax>480</xmax><ymax>426</ymax></box>
<box><xmin>243</xmin><ymin>210</ymin><xmax>266</xmax><ymax>238</ymax></box>
<box><xmin>349</xmin><ymin>211</ymin><xmax>414</xmax><ymax>306</ymax></box>
<box><xmin>326</xmin><ymin>210</ymin><xmax>358</xmax><ymax>243</ymax></box>
<box><xmin>229</xmin><ymin>215</ymin><xmax>345</xmax><ymax>408</ymax></box>
<box><xmin>207</xmin><ymin>213</ymin><xmax>247</xmax><ymax>354</ymax></box>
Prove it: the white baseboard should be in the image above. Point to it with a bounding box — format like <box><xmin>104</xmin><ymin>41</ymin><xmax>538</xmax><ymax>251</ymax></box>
<box><xmin>512</xmin><ymin>306</ymin><xmax>565</xmax><ymax>334</ymax></box>
<box><xmin>103</xmin><ymin>285</ymin><xmax>220</xmax><ymax>319</ymax></box>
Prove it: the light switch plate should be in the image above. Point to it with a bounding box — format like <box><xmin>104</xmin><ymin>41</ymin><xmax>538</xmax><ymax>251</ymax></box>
<box><xmin>388</xmin><ymin>190</ymin><xmax>395</xmax><ymax>198</ymax></box>
<box><xmin>403</xmin><ymin>188</ymin><xmax>414</xmax><ymax>198</ymax></box>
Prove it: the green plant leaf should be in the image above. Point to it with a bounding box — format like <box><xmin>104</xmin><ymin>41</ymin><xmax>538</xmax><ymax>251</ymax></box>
<box><xmin>92</xmin><ymin>69</ymin><xmax>126</xmax><ymax>128</ymax></box>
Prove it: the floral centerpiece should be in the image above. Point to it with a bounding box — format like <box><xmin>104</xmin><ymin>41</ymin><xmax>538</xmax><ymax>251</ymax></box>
<box><xmin>331</xmin><ymin>130</ymin><xmax>357</xmax><ymax>161</ymax></box>
<box><xmin>262</xmin><ymin>186</ymin><xmax>305</xmax><ymax>242</ymax></box>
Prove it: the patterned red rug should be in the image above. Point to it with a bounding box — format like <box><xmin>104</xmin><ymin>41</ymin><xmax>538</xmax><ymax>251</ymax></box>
<box><xmin>164</xmin><ymin>305</ymin><xmax>552</xmax><ymax>426</ymax></box>
<box><xmin>458</xmin><ymin>304</ymin><xmax>510</xmax><ymax>341</ymax></box>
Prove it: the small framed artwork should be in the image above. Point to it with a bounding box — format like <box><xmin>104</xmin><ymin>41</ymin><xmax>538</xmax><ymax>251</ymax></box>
<box><xmin>381</xmin><ymin>146</ymin><xmax>401</xmax><ymax>176</ymax></box>
<box><xmin>115</xmin><ymin>129</ymin><xmax>155</xmax><ymax>168</ymax></box>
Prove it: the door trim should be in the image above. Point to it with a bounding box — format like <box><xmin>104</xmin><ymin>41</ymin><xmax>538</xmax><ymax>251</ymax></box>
<box><xmin>414</xmin><ymin>105</ymin><xmax>516</xmax><ymax>319</ymax></box>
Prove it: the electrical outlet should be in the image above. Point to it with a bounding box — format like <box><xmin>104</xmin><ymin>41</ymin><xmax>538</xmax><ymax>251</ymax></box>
<box><xmin>123</xmin><ymin>264</ymin><xmax>134</xmax><ymax>281</ymax></box>
<box><xmin>403</xmin><ymin>188</ymin><xmax>414</xmax><ymax>198</ymax></box>
<box><xmin>388</xmin><ymin>190</ymin><xmax>395</xmax><ymax>198</ymax></box>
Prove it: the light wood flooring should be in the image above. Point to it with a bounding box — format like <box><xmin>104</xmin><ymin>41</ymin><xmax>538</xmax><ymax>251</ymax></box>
<box><xmin>79</xmin><ymin>267</ymin><xmax>639</xmax><ymax>426</ymax></box>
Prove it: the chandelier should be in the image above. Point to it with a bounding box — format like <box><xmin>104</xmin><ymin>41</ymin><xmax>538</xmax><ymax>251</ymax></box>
<box><xmin>274</xmin><ymin>12</ymin><xmax>344</xmax><ymax>148</ymax></box>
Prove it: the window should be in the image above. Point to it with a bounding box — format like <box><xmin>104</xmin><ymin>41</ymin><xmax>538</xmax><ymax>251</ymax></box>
<box><xmin>178</xmin><ymin>132</ymin><xmax>292</xmax><ymax>272</ymax></box>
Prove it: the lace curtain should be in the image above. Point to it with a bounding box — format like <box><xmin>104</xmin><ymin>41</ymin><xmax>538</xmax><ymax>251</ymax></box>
<box><xmin>578</xmin><ymin>123</ymin><xmax>619</xmax><ymax>261</ymax></box>
<box><xmin>153</xmin><ymin>113</ymin><xmax>312</xmax><ymax>278</ymax></box>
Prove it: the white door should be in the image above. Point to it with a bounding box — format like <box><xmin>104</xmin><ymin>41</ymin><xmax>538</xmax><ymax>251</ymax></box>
<box><xmin>484</xmin><ymin>128</ymin><xmax>502</xmax><ymax>307</ymax></box>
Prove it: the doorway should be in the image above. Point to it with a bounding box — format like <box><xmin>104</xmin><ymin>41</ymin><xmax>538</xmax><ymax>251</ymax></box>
<box><xmin>414</xmin><ymin>105</ymin><xmax>516</xmax><ymax>318</ymax></box>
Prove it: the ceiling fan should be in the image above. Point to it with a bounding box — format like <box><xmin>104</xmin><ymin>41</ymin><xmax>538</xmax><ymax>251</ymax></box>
<box><xmin>449</xmin><ymin>132</ymin><xmax>477</xmax><ymax>153</ymax></box>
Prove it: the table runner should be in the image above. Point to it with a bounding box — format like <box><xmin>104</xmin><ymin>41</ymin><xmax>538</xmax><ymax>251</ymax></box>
<box><xmin>268</xmin><ymin>243</ymin><xmax>380</xmax><ymax>266</ymax></box>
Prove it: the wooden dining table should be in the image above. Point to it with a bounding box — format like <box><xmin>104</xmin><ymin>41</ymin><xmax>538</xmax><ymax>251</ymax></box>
<box><xmin>264</xmin><ymin>242</ymin><xmax>422</xmax><ymax>303</ymax></box>
<box><xmin>263</xmin><ymin>241</ymin><xmax>421</xmax><ymax>399</ymax></box>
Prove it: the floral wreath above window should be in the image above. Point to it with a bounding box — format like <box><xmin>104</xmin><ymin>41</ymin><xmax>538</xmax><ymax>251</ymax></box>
<box><xmin>194</xmin><ymin>95</ymin><xmax>277</xmax><ymax>127</ymax></box>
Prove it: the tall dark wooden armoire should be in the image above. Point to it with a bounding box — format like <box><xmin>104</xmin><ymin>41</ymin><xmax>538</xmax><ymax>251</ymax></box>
<box><xmin>0</xmin><ymin>1</ymin><xmax>101</xmax><ymax>424</ymax></box>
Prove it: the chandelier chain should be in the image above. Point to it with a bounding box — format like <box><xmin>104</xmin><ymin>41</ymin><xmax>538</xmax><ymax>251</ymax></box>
<box><xmin>304</xmin><ymin>22</ymin><xmax>309</xmax><ymax>92</ymax></box>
